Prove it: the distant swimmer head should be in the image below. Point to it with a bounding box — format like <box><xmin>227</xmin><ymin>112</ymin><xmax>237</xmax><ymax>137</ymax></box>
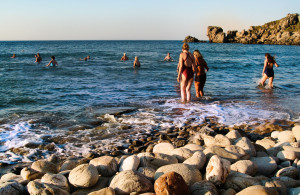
<box><xmin>124</xmin><ymin>53</ymin><xmax>126</xmax><ymax>56</ymax></box>
<box><xmin>135</xmin><ymin>56</ymin><xmax>138</xmax><ymax>60</ymax></box>
<box><xmin>182</xmin><ymin>43</ymin><xmax>189</xmax><ymax>51</ymax></box>
<box><xmin>51</xmin><ymin>56</ymin><xmax>55</xmax><ymax>60</ymax></box>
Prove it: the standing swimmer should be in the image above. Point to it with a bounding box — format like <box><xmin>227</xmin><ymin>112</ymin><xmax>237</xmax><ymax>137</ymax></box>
<box><xmin>35</xmin><ymin>53</ymin><xmax>42</xmax><ymax>63</ymax></box>
<box><xmin>193</xmin><ymin>50</ymin><xmax>209</xmax><ymax>97</ymax></box>
<box><xmin>133</xmin><ymin>56</ymin><xmax>141</xmax><ymax>67</ymax></box>
<box><xmin>46</xmin><ymin>56</ymin><xmax>58</xmax><ymax>67</ymax></box>
<box><xmin>260</xmin><ymin>53</ymin><xmax>279</xmax><ymax>88</ymax></box>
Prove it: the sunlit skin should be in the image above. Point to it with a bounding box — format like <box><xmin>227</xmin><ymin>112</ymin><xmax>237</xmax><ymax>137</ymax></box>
<box><xmin>121</xmin><ymin>53</ymin><xmax>128</xmax><ymax>61</ymax></box>
<box><xmin>164</xmin><ymin>53</ymin><xmax>173</xmax><ymax>61</ymax></box>
<box><xmin>194</xmin><ymin>50</ymin><xmax>209</xmax><ymax>97</ymax></box>
<box><xmin>133</xmin><ymin>56</ymin><xmax>141</xmax><ymax>67</ymax></box>
<box><xmin>46</xmin><ymin>56</ymin><xmax>58</xmax><ymax>67</ymax></box>
<box><xmin>260</xmin><ymin>54</ymin><xmax>279</xmax><ymax>88</ymax></box>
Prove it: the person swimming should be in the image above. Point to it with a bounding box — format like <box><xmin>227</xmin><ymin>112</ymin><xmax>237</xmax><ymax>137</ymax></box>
<box><xmin>121</xmin><ymin>53</ymin><xmax>129</xmax><ymax>61</ymax></box>
<box><xmin>35</xmin><ymin>53</ymin><xmax>42</xmax><ymax>63</ymax></box>
<box><xmin>11</xmin><ymin>54</ymin><xmax>16</xmax><ymax>58</ymax></box>
<box><xmin>164</xmin><ymin>53</ymin><xmax>174</xmax><ymax>61</ymax></box>
<box><xmin>46</xmin><ymin>56</ymin><xmax>58</xmax><ymax>67</ymax></box>
<box><xmin>177</xmin><ymin>43</ymin><xmax>196</xmax><ymax>103</ymax></box>
<box><xmin>80</xmin><ymin>56</ymin><xmax>90</xmax><ymax>61</ymax></box>
<box><xmin>260</xmin><ymin>53</ymin><xmax>279</xmax><ymax>88</ymax></box>
<box><xmin>133</xmin><ymin>56</ymin><xmax>141</xmax><ymax>67</ymax></box>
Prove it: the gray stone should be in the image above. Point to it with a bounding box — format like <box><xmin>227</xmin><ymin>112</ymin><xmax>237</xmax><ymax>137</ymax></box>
<box><xmin>69</xmin><ymin>164</ymin><xmax>99</xmax><ymax>188</ymax></box>
<box><xmin>250</xmin><ymin>156</ymin><xmax>277</xmax><ymax>176</ymax></box>
<box><xmin>234</xmin><ymin>137</ymin><xmax>256</xmax><ymax>157</ymax></box>
<box><xmin>276</xmin><ymin>166</ymin><xmax>299</xmax><ymax>179</ymax></box>
<box><xmin>224</xmin><ymin>171</ymin><xmax>260</xmax><ymax>192</ymax></box>
<box><xmin>204</xmin><ymin>146</ymin><xmax>240</xmax><ymax>163</ymax></box>
<box><xmin>170</xmin><ymin>148</ymin><xmax>193</xmax><ymax>163</ymax></box>
<box><xmin>138</xmin><ymin>152</ymin><xmax>178</xmax><ymax>170</ymax></box>
<box><xmin>41</xmin><ymin>173</ymin><xmax>69</xmax><ymax>192</ymax></box>
<box><xmin>109</xmin><ymin>170</ymin><xmax>153</xmax><ymax>195</ymax></box>
<box><xmin>204</xmin><ymin>134</ymin><xmax>231</xmax><ymax>148</ymax></box>
<box><xmin>0</xmin><ymin>180</ymin><xmax>24</xmax><ymax>195</ymax></box>
<box><xmin>20</xmin><ymin>167</ymin><xmax>44</xmax><ymax>181</ymax></box>
<box><xmin>226</xmin><ymin>130</ymin><xmax>242</xmax><ymax>140</ymax></box>
<box><xmin>31</xmin><ymin>160</ymin><xmax>58</xmax><ymax>174</ymax></box>
<box><xmin>264</xmin><ymin>180</ymin><xmax>287</xmax><ymax>195</ymax></box>
<box><xmin>88</xmin><ymin>187</ymin><xmax>115</xmax><ymax>195</ymax></box>
<box><xmin>277</xmin><ymin>150</ymin><xmax>297</xmax><ymax>161</ymax></box>
<box><xmin>231</xmin><ymin>160</ymin><xmax>258</xmax><ymax>176</ymax></box>
<box><xmin>278</xmin><ymin>130</ymin><xmax>295</xmax><ymax>143</ymax></box>
<box><xmin>137</xmin><ymin>167</ymin><xmax>155</xmax><ymax>182</ymax></box>
<box><xmin>89</xmin><ymin>156</ymin><xmax>118</xmax><ymax>177</ymax></box>
<box><xmin>60</xmin><ymin>159</ymin><xmax>79</xmax><ymax>172</ymax></box>
<box><xmin>288</xmin><ymin>188</ymin><xmax>300</xmax><ymax>195</ymax></box>
<box><xmin>256</xmin><ymin>138</ymin><xmax>276</xmax><ymax>149</ymax></box>
<box><xmin>154</xmin><ymin>163</ymin><xmax>202</xmax><ymax>186</ymax></box>
<box><xmin>119</xmin><ymin>155</ymin><xmax>140</xmax><ymax>172</ymax></box>
<box><xmin>183</xmin><ymin>151</ymin><xmax>206</xmax><ymax>170</ymax></box>
<box><xmin>225</xmin><ymin>145</ymin><xmax>250</xmax><ymax>160</ymax></box>
<box><xmin>27</xmin><ymin>180</ymin><xmax>69</xmax><ymax>195</ymax></box>
<box><xmin>183</xmin><ymin>144</ymin><xmax>205</xmax><ymax>152</ymax></box>
<box><xmin>236</xmin><ymin>185</ymin><xmax>279</xmax><ymax>195</ymax></box>
<box><xmin>71</xmin><ymin>176</ymin><xmax>110</xmax><ymax>195</ymax></box>
<box><xmin>190</xmin><ymin>181</ymin><xmax>218</xmax><ymax>195</ymax></box>
<box><xmin>292</xmin><ymin>126</ymin><xmax>300</xmax><ymax>141</ymax></box>
<box><xmin>152</xmin><ymin>143</ymin><xmax>174</xmax><ymax>155</ymax></box>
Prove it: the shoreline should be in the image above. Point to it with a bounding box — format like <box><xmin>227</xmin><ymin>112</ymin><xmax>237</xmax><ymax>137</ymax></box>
<box><xmin>1</xmin><ymin>117</ymin><xmax>300</xmax><ymax>194</ymax></box>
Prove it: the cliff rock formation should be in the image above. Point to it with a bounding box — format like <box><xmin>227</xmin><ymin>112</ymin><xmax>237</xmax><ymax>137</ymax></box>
<box><xmin>207</xmin><ymin>13</ymin><xmax>300</xmax><ymax>45</ymax></box>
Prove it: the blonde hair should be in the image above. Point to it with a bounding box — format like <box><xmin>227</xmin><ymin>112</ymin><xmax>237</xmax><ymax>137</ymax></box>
<box><xmin>135</xmin><ymin>56</ymin><xmax>138</xmax><ymax>60</ymax></box>
<box><xmin>182</xmin><ymin>43</ymin><xmax>189</xmax><ymax>51</ymax></box>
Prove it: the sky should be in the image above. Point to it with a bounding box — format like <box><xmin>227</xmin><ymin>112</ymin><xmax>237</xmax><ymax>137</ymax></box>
<box><xmin>0</xmin><ymin>0</ymin><xmax>299</xmax><ymax>40</ymax></box>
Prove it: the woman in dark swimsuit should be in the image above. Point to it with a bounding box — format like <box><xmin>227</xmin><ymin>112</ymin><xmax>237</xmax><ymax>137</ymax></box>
<box><xmin>194</xmin><ymin>50</ymin><xmax>209</xmax><ymax>97</ymax></box>
<box><xmin>177</xmin><ymin>43</ymin><xmax>196</xmax><ymax>103</ymax></box>
<box><xmin>260</xmin><ymin>53</ymin><xmax>279</xmax><ymax>88</ymax></box>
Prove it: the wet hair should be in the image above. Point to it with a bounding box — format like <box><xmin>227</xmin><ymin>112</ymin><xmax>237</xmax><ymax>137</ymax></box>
<box><xmin>51</xmin><ymin>56</ymin><xmax>55</xmax><ymax>60</ymax></box>
<box><xmin>182</xmin><ymin>43</ymin><xmax>189</xmax><ymax>51</ymax></box>
<box><xmin>265</xmin><ymin>53</ymin><xmax>275</xmax><ymax>64</ymax></box>
<box><xmin>193</xmin><ymin>50</ymin><xmax>203</xmax><ymax>65</ymax></box>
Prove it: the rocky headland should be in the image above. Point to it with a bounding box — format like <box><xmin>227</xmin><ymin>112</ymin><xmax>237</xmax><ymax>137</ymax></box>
<box><xmin>1</xmin><ymin>118</ymin><xmax>300</xmax><ymax>194</ymax></box>
<box><xmin>207</xmin><ymin>13</ymin><xmax>300</xmax><ymax>45</ymax></box>
<box><xmin>183</xmin><ymin>35</ymin><xmax>207</xmax><ymax>43</ymax></box>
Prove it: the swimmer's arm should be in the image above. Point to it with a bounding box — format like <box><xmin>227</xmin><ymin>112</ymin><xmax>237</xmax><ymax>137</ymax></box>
<box><xmin>46</xmin><ymin>61</ymin><xmax>51</xmax><ymax>67</ymax></box>
<box><xmin>274</xmin><ymin>62</ymin><xmax>279</xmax><ymax>67</ymax></box>
<box><xmin>262</xmin><ymin>60</ymin><xmax>267</xmax><ymax>75</ymax></box>
<box><xmin>177</xmin><ymin>55</ymin><xmax>183</xmax><ymax>82</ymax></box>
<box><xmin>203</xmin><ymin>59</ymin><xmax>209</xmax><ymax>72</ymax></box>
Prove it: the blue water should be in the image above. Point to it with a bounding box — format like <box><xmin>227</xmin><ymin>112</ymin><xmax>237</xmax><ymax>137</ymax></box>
<box><xmin>0</xmin><ymin>41</ymin><xmax>299</xmax><ymax>163</ymax></box>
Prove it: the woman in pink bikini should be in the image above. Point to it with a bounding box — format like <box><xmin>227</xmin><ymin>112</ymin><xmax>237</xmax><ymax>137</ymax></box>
<box><xmin>177</xmin><ymin>43</ymin><xmax>196</xmax><ymax>103</ymax></box>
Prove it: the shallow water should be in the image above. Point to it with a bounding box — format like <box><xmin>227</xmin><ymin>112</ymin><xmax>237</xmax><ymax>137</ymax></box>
<box><xmin>0</xmin><ymin>41</ymin><xmax>299</xmax><ymax>163</ymax></box>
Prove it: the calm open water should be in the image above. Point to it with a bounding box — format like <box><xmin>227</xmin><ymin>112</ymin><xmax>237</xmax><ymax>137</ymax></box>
<box><xmin>0</xmin><ymin>41</ymin><xmax>299</xmax><ymax>163</ymax></box>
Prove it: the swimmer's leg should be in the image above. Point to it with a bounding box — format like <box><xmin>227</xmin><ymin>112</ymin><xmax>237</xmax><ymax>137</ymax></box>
<box><xmin>260</xmin><ymin>74</ymin><xmax>268</xmax><ymax>86</ymax></box>
<box><xmin>186</xmin><ymin>78</ymin><xmax>193</xmax><ymax>102</ymax></box>
<box><xmin>268</xmin><ymin>76</ymin><xmax>274</xmax><ymax>88</ymax></box>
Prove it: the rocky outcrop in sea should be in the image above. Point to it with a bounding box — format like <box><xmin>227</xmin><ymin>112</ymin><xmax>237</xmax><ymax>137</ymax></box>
<box><xmin>207</xmin><ymin>13</ymin><xmax>300</xmax><ymax>45</ymax></box>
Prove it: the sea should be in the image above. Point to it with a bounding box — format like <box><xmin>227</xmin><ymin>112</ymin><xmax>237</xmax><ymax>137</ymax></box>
<box><xmin>0</xmin><ymin>40</ymin><xmax>299</xmax><ymax>164</ymax></box>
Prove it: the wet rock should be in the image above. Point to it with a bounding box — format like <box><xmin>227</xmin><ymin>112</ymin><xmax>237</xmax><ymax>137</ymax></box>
<box><xmin>31</xmin><ymin>160</ymin><xmax>58</xmax><ymax>174</ymax></box>
<box><xmin>119</xmin><ymin>155</ymin><xmax>140</xmax><ymax>172</ymax></box>
<box><xmin>207</xmin><ymin>26</ymin><xmax>226</xmax><ymax>43</ymax></box>
<box><xmin>231</xmin><ymin>160</ymin><xmax>258</xmax><ymax>176</ymax></box>
<box><xmin>292</xmin><ymin>126</ymin><xmax>300</xmax><ymax>141</ymax></box>
<box><xmin>183</xmin><ymin>151</ymin><xmax>206</xmax><ymax>170</ymax></box>
<box><xmin>272</xmin><ymin>176</ymin><xmax>300</xmax><ymax>188</ymax></box>
<box><xmin>109</xmin><ymin>170</ymin><xmax>153</xmax><ymax>195</ymax></box>
<box><xmin>152</xmin><ymin>143</ymin><xmax>174</xmax><ymax>155</ymax></box>
<box><xmin>154</xmin><ymin>171</ymin><xmax>189</xmax><ymax>195</ymax></box>
<box><xmin>27</xmin><ymin>180</ymin><xmax>70</xmax><ymax>195</ymax></box>
<box><xmin>138</xmin><ymin>152</ymin><xmax>178</xmax><ymax>170</ymax></box>
<box><xmin>236</xmin><ymin>185</ymin><xmax>279</xmax><ymax>195</ymax></box>
<box><xmin>183</xmin><ymin>35</ymin><xmax>200</xmax><ymax>43</ymax></box>
<box><xmin>278</xmin><ymin>130</ymin><xmax>295</xmax><ymax>143</ymax></box>
<box><xmin>89</xmin><ymin>156</ymin><xmax>118</xmax><ymax>177</ymax></box>
<box><xmin>256</xmin><ymin>138</ymin><xmax>276</xmax><ymax>150</ymax></box>
<box><xmin>0</xmin><ymin>180</ymin><xmax>24</xmax><ymax>195</ymax></box>
<box><xmin>277</xmin><ymin>150</ymin><xmax>297</xmax><ymax>161</ymax></box>
<box><xmin>275</xmin><ymin>166</ymin><xmax>299</xmax><ymax>179</ymax></box>
<box><xmin>137</xmin><ymin>167</ymin><xmax>156</xmax><ymax>182</ymax></box>
<box><xmin>69</xmin><ymin>164</ymin><xmax>99</xmax><ymax>188</ymax></box>
<box><xmin>154</xmin><ymin>163</ymin><xmax>202</xmax><ymax>186</ymax></box>
<box><xmin>234</xmin><ymin>137</ymin><xmax>256</xmax><ymax>157</ymax></box>
<box><xmin>224</xmin><ymin>171</ymin><xmax>260</xmax><ymax>192</ymax></box>
<box><xmin>41</xmin><ymin>173</ymin><xmax>69</xmax><ymax>192</ymax></box>
<box><xmin>88</xmin><ymin>187</ymin><xmax>115</xmax><ymax>195</ymax></box>
<box><xmin>170</xmin><ymin>148</ymin><xmax>193</xmax><ymax>162</ymax></box>
<box><xmin>20</xmin><ymin>167</ymin><xmax>44</xmax><ymax>181</ymax></box>
<box><xmin>250</xmin><ymin>156</ymin><xmax>277</xmax><ymax>176</ymax></box>
<box><xmin>190</xmin><ymin>181</ymin><xmax>218</xmax><ymax>195</ymax></box>
<box><xmin>204</xmin><ymin>134</ymin><xmax>231</xmax><ymax>148</ymax></box>
<box><xmin>206</xmin><ymin>155</ymin><xmax>231</xmax><ymax>185</ymax></box>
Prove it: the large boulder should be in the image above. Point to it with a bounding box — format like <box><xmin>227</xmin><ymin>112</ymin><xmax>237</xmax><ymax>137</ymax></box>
<box><xmin>69</xmin><ymin>164</ymin><xmax>99</xmax><ymax>188</ymax></box>
<box><xmin>154</xmin><ymin>172</ymin><xmax>189</xmax><ymax>195</ymax></box>
<box><xmin>277</xmin><ymin>150</ymin><xmax>297</xmax><ymax>161</ymax></box>
<box><xmin>278</xmin><ymin>130</ymin><xmax>295</xmax><ymax>143</ymax></box>
<box><xmin>0</xmin><ymin>180</ymin><xmax>24</xmax><ymax>195</ymax></box>
<box><xmin>204</xmin><ymin>134</ymin><xmax>231</xmax><ymax>148</ymax></box>
<box><xmin>109</xmin><ymin>170</ymin><xmax>153</xmax><ymax>195</ymax></box>
<box><xmin>170</xmin><ymin>148</ymin><xmax>193</xmax><ymax>162</ymax></box>
<box><xmin>190</xmin><ymin>181</ymin><xmax>218</xmax><ymax>195</ymax></box>
<box><xmin>275</xmin><ymin>166</ymin><xmax>299</xmax><ymax>179</ymax></box>
<box><xmin>20</xmin><ymin>167</ymin><xmax>44</xmax><ymax>181</ymax></box>
<box><xmin>224</xmin><ymin>172</ymin><xmax>260</xmax><ymax>192</ymax></box>
<box><xmin>207</xmin><ymin>26</ymin><xmax>226</xmax><ymax>43</ymax></box>
<box><xmin>204</xmin><ymin>146</ymin><xmax>240</xmax><ymax>163</ymax></box>
<box><xmin>154</xmin><ymin>163</ymin><xmax>202</xmax><ymax>186</ymax></box>
<box><xmin>119</xmin><ymin>155</ymin><xmax>140</xmax><ymax>172</ymax></box>
<box><xmin>89</xmin><ymin>156</ymin><xmax>118</xmax><ymax>177</ymax></box>
<box><xmin>206</xmin><ymin>155</ymin><xmax>231</xmax><ymax>185</ymax></box>
<box><xmin>256</xmin><ymin>138</ymin><xmax>276</xmax><ymax>150</ymax></box>
<box><xmin>137</xmin><ymin>167</ymin><xmax>156</xmax><ymax>182</ymax></box>
<box><xmin>292</xmin><ymin>126</ymin><xmax>300</xmax><ymax>141</ymax></box>
<box><xmin>138</xmin><ymin>152</ymin><xmax>178</xmax><ymax>170</ymax></box>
